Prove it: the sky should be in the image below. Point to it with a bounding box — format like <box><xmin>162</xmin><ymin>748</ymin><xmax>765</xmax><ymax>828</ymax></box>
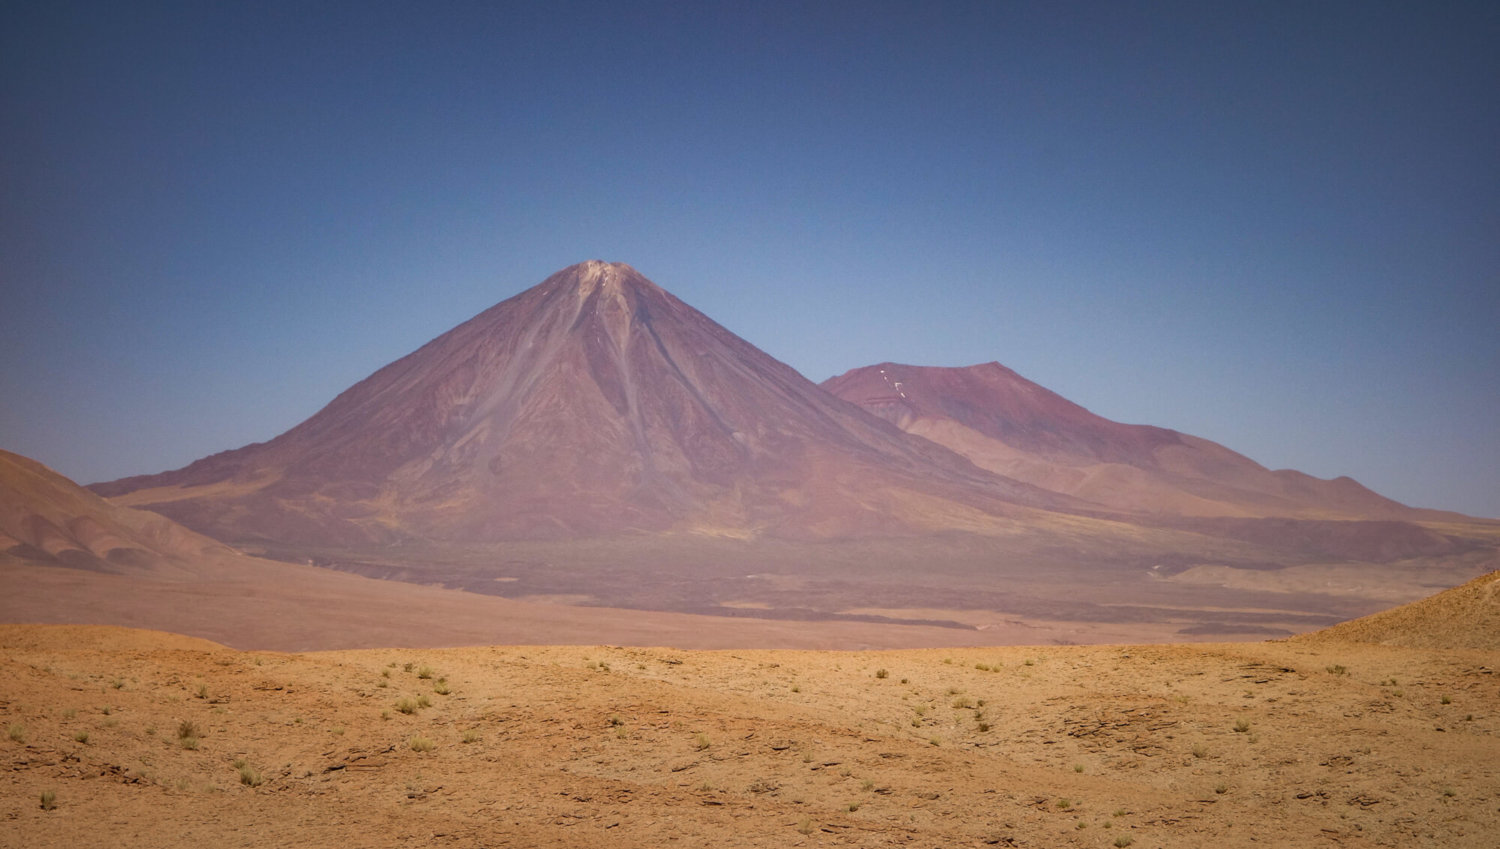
<box><xmin>2</xmin><ymin>1</ymin><xmax>1496</xmax><ymax>518</ymax></box>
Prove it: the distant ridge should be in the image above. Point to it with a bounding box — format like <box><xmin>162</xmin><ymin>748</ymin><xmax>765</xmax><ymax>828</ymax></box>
<box><xmin>822</xmin><ymin>361</ymin><xmax>1450</xmax><ymax>522</ymax></box>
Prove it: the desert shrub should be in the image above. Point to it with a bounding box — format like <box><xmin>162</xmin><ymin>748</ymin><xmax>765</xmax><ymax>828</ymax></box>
<box><xmin>1326</xmin><ymin>664</ymin><xmax>1347</xmax><ymax>675</ymax></box>
<box><xmin>1441</xmin><ymin>695</ymin><xmax>1452</xmax><ymax>705</ymax></box>
<box><xmin>952</xmin><ymin>696</ymin><xmax>973</xmax><ymax>709</ymax></box>
<box><xmin>238</xmin><ymin>764</ymin><xmax>263</xmax><ymax>787</ymax></box>
<box><xmin>177</xmin><ymin>720</ymin><xmax>201</xmax><ymax>740</ymax></box>
<box><xmin>847</xmin><ymin>801</ymin><xmax>860</xmax><ymax>812</ymax></box>
<box><xmin>461</xmin><ymin>729</ymin><xmax>480</xmax><ymax>744</ymax></box>
<box><xmin>1114</xmin><ymin>836</ymin><xmax>1134</xmax><ymax>848</ymax></box>
<box><xmin>976</xmin><ymin>721</ymin><xmax>991</xmax><ymax>732</ymax></box>
<box><xmin>694</xmin><ymin>733</ymin><xmax>711</xmax><ymax>751</ymax></box>
<box><xmin>195</xmin><ymin>684</ymin><xmax>208</xmax><ymax>699</ymax></box>
<box><xmin>433</xmin><ymin>681</ymin><xmax>451</xmax><ymax>696</ymax></box>
<box><xmin>396</xmin><ymin>698</ymin><xmax>418</xmax><ymax>714</ymax></box>
<box><xmin>875</xmin><ymin>668</ymin><xmax>889</xmax><ymax>679</ymax></box>
<box><xmin>1074</xmin><ymin>764</ymin><xmax>1084</xmax><ymax>773</ymax></box>
<box><xmin>409</xmin><ymin>736</ymin><xmax>435</xmax><ymax>752</ymax></box>
<box><xmin>796</xmin><ymin>818</ymin><xmax>814</xmax><ymax>835</ymax></box>
<box><xmin>1192</xmin><ymin>743</ymin><xmax>1209</xmax><ymax>759</ymax></box>
<box><xmin>1233</xmin><ymin>718</ymin><xmax>1251</xmax><ymax>733</ymax></box>
<box><xmin>8</xmin><ymin>723</ymin><xmax>24</xmax><ymax>743</ymax></box>
<box><xmin>417</xmin><ymin>666</ymin><xmax>433</xmax><ymax>680</ymax></box>
<box><xmin>416</xmin><ymin>694</ymin><xmax>432</xmax><ymax>709</ymax></box>
<box><xmin>1057</xmin><ymin>798</ymin><xmax>1071</xmax><ymax>809</ymax></box>
<box><xmin>39</xmin><ymin>790</ymin><xmax>56</xmax><ymax>811</ymax></box>
<box><xmin>1214</xmin><ymin>782</ymin><xmax>1228</xmax><ymax>794</ymax></box>
<box><xmin>180</xmin><ymin>736</ymin><xmax>200</xmax><ymax>750</ymax></box>
<box><xmin>73</xmin><ymin>730</ymin><xmax>89</xmax><ymax>744</ymax></box>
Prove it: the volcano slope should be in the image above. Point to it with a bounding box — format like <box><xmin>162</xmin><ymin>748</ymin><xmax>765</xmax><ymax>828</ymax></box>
<box><xmin>2</xmin><ymin>576</ymin><xmax>1496</xmax><ymax>849</ymax></box>
<box><xmin>89</xmin><ymin>262</ymin><xmax>1500</xmax><ymax>641</ymax></box>
<box><xmin>8</xmin><ymin>448</ymin><xmax>1096</xmax><ymax>652</ymax></box>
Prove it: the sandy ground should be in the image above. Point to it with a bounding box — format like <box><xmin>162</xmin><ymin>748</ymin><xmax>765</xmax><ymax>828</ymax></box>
<box><xmin>2</xmin><ymin>624</ymin><xmax>1495</xmax><ymax>848</ymax></box>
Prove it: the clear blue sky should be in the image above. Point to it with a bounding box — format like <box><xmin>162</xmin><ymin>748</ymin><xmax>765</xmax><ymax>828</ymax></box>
<box><xmin>2</xmin><ymin>1</ymin><xmax>1496</xmax><ymax>518</ymax></box>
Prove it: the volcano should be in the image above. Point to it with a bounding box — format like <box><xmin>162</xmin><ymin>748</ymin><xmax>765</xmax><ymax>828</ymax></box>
<box><xmin>93</xmin><ymin>262</ymin><xmax>1083</xmax><ymax>545</ymax></box>
<box><xmin>822</xmin><ymin>361</ymin><xmax>1444</xmax><ymax>521</ymax></box>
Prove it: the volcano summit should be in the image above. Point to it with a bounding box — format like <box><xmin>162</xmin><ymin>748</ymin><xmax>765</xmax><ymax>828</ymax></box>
<box><xmin>94</xmin><ymin>262</ymin><xmax>1076</xmax><ymax>545</ymax></box>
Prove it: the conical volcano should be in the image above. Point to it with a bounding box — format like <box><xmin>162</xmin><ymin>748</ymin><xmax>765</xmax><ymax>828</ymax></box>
<box><xmin>95</xmin><ymin>262</ymin><xmax>1077</xmax><ymax>544</ymax></box>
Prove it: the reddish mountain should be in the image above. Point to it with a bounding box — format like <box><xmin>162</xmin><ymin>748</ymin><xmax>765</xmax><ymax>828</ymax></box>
<box><xmin>93</xmin><ymin>263</ymin><xmax>1084</xmax><ymax>545</ymax></box>
<box><xmin>821</xmin><ymin>361</ymin><xmax>1443</xmax><ymax>521</ymax></box>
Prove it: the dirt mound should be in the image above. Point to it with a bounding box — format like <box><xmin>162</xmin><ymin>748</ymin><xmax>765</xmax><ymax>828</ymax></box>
<box><xmin>1302</xmin><ymin>569</ymin><xmax>1500</xmax><ymax>650</ymax></box>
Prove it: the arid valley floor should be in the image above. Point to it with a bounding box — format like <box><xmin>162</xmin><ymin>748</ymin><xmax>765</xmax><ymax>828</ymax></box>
<box><xmin>3</xmin><ymin>571</ymin><xmax>1497</xmax><ymax>848</ymax></box>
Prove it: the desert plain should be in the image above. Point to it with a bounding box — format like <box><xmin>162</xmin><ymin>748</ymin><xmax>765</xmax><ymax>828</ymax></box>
<box><xmin>3</xmin><ymin>569</ymin><xmax>1497</xmax><ymax>849</ymax></box>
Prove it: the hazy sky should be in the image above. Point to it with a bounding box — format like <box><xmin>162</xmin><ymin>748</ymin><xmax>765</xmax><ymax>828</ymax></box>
<box><xmin>2</xmin><ymin>1</ymin><xmax>1496</xmax><ymax>518</ymax></box>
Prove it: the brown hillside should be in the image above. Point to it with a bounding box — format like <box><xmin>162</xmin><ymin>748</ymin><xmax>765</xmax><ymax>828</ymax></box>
<box><xmin>1302</xmin><ymin>568</ymin><xmax>1500</xmax><ymax>650</ymax></box>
